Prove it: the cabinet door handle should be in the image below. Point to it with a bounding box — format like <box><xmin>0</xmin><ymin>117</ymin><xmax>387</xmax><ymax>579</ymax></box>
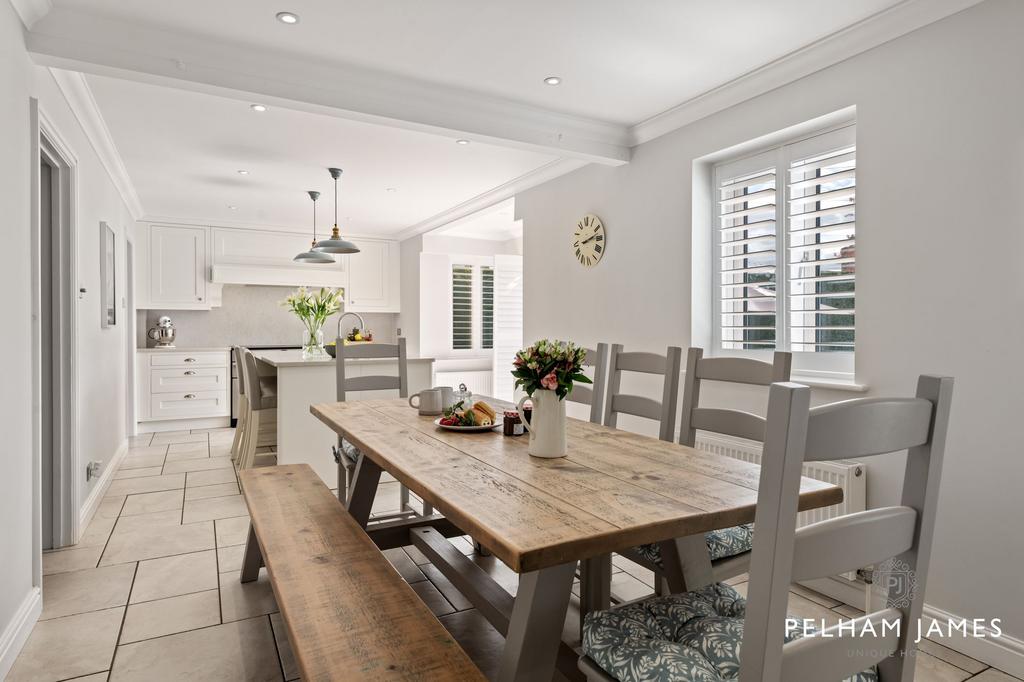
<box><xmin>184</xmin><ymin>370</ymin><xmax>196</xmax><ymax>376</ymax></box>
<box><xmin>184</xmin><ymin>358</ymin><xmax>196</xmax><ymax>363</ymax></box>
<box><xmin>184</xmin><ymin>394</ymin><xmax>196</xmax><ymax>399</ymax></box>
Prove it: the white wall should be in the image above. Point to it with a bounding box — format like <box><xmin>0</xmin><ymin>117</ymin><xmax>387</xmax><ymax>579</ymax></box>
<box><xmin>1</xmin><ymin>2</ymin><xmax>134</xmax><ymax>669</ymax></box>
<box><xmin>397</xmin><ymin>234</ymin><xmax>422</xmax><ymax>357</ymax></box>
<box><xmin>518</xmin><ymin>0</ymin><xmax>1024</xmax><ymax>647</ymax></box>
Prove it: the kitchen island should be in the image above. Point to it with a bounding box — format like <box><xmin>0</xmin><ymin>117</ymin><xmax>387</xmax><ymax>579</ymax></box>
<box><xmin>253</xmin><ymin>349</ymin><xmax>434</xmax><ymax>485</ymax></box>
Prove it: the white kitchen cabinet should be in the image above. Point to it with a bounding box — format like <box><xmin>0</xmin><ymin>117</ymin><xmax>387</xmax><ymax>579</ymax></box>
<box><xmin>137</xmin><ymin>349</ymin><xmax>230</xmax><ymax>431</ymax></box>
<box><xmin>149</xmin><ymin>224</ymin><xmax>208</xmax><ymax>308</ymax></box>
<box><xmin>345</xmin><ymin>238</ymin><xmax>400</xmax><ymax>312</ymax></box>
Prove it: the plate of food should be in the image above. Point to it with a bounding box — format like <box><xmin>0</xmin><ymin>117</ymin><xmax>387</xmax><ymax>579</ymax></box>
<box><xmin>435</xmin><ymin>400</ymin><xmax>498</xmax><ymax>432</ymax></box>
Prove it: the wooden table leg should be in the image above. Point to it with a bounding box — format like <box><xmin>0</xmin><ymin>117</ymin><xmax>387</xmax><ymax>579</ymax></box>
<box><xmin>346</xmin><ymin>453</ymin><xmax>382</xmax><ymax>529</ymax></box>
<box><xmin>497</xmin><ymin>561</ymin><xmax>576</xmax><ymax>682</ymax></box>
<box><xmin>579</xmin><ymin>554</ymin><xmax>611</xmax><ymax>642</ymax></box>
<box><xmin>660</xmin><ymin>534</ymin><xmax>714</xmax><ymax>593</ymax></box>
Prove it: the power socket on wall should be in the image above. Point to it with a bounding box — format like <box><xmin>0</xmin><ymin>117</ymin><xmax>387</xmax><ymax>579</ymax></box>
<box><xmin>86</xmin><ymin>461</ymin><xmax>102</xmax><ymax>481</ymax></box>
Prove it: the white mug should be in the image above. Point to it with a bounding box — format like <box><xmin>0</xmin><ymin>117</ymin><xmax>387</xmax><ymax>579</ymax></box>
<box><xmin>409</xmin><ymin>389</ymin><xmax>443</xmax><ymax>415</ymax></box>
<box><xmin>433</xmin><ymin>386</ymin><xmax>457</xmax><ymax>410</ymax></box>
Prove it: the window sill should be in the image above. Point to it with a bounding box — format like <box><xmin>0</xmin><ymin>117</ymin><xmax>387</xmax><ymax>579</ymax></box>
<box><xmin>791</xmin><ymin>374</ymin><xmax>868</xmax><ymax>393</ymax></box>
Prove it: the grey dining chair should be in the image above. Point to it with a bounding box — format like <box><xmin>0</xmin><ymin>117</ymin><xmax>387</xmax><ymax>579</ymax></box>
<box><xmin>229</xmin><ymin>346</ymin><xmax>247</xmax><ymax>463</ymax></box>
<box><xmin>578</xmin><ymin>375</ymin><xmax>954</xmax><ymax>682</ymax></box>
<box><xmin>602</xmin><ymin>344</ymin><xmax>683</xmax><ymax>442</ymax></box>
<box><xmin>237</xmin><ymin>348</ymin><xmax>278</xmax><ymax>470</ymax></box>
<box><xmin>334</xmin><ymin>338</ymin><xmax>425</xmax><ymax>515</ymax></box>
<box><xmin>566</xmin><ymin>343</ymin><xmax>611</xmax><ymax>424</ymax></box>
<box><xmin>622</xmin><ymin>347</ymin><xmax>793</xmax><ymax>591</ymax></box>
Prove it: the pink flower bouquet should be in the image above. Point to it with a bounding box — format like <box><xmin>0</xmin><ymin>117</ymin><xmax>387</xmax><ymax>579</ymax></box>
<box><xmin>511</xmin><ymin>339</ymin><xmax>592</xmax><ymax>400</ymax></box>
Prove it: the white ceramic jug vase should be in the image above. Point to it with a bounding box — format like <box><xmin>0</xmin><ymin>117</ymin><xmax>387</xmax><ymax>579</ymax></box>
<box><xmin>516</xmin><ymin>389</ymin><xmax>567</xmax><ymax>458</ymax></box>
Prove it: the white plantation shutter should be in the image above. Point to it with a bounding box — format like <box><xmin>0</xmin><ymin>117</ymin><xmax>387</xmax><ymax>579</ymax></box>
<box><xmin>481</xmin><ymin>265</ymin><xmax>494</xmax><ymax>350</ymax></box>
<box><xmin>787</xmin><ymin>139</ymin><xmax>856</xmax><ymax>354</ymax></box>
<box><xmin>492</xmin><ymin>255</ymin><xmax>523</xmax><ymax>401</ymax></box>
<box><xmin>452</xmin><ymin>264</ymin><xmax>473</xmax><ymax>350</ymax></box>
<box><xmin>713</xmin><ymin>123</ymin><xmax>856</xmax><ymax>373</ymax></box>
<box><xmin>717</xmin><ymin>155</ymin><xmax>778</xmax><ymax>351</ymax></box>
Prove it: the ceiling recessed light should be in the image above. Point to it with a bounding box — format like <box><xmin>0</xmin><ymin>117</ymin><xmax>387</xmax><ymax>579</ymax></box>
<box><xmin>456</xmin><ymin>139</ymin><xmax>470</xmax><ymax>145</ymax></box>
<box><xmin>276</xmin><ymin>11</ymin><xmax>299</xmax><ymax>24</ymax></box>
<box><xmin>227</xmin><ymin>205</ymin><xmax>239</xmax><ymax>210</ymax></box>
<box><xmin>237</xmin><ymin>169</ymin><xmax>249</xmax><ymax>175</ymax></box>
<box><xmin>385</xmin><ymin>188</ymin><xmax>397</xmax><ymax>193</ymax></box>
<box><xmin>250</xmin><ymin>104</ymin><xmax>267</xmax><ymax>112</ymax></box>
<box><xmin>543</xmin><ymin>76</ymin><xmax>562</xmax><ymax>86</ymax></box>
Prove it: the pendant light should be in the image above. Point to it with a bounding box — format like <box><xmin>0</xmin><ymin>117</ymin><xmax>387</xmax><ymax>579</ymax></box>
<box><xmin>313</xmin><ymin>167</ymin><xmax>360</xmax><ymax>254</ymax></box>
<box><xmin>294</xmin><ymin>190</ymin><xmax>336</xmax><ymax>263</ymax></box>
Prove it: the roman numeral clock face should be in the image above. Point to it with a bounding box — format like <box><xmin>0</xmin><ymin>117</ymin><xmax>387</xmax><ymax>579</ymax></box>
<box><xmin>572</xmin><ymin>214</ymin><xmax>605</xmax><ymax>268</ymax></box>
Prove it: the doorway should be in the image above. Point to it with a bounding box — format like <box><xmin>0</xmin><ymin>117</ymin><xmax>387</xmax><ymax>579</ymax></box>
<box><xmin>125</xmin><ymin>241</ymin><xmax>135</xmax><ymax>436</ymax></box>
<box><xmin>32</xmin><ymin>101</ymin><xmax>78</xmax><ymax>557</ymax></box>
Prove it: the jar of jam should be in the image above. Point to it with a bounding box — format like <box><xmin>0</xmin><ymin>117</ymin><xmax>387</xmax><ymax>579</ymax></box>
<box><xmin>503</xmin><ymin>411</ymin><xmax>525</xmax><ymax>436</ymax></box>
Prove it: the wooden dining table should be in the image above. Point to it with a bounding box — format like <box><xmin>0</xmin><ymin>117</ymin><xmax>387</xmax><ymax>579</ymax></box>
<box><xmin>311</xmin><ymin>397</ymin><xmax>843</xmax><ymax>682</ymax></box>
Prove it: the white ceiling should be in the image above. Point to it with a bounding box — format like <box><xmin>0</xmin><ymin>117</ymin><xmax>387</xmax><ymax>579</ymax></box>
<box><xmin>433</xmin><ymin>199</ymin><xmax>521</xmax><ymax>242</ymax></box>
<box><xmin>56</xmin><ymin>0</ymin><xmax>904</xmax><ymax>126</ymax></box>
<box><xmin>85</xmin><ymin>74</ymin><xmax>555</xmax><ymax>236</ymax></box>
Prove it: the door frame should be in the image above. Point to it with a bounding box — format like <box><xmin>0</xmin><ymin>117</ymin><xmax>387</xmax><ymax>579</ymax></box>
<box><xmin>30</xmin><ymin>99</ymin><xmax>80</xmax><ymax>562</ymax></box>
<box><xmin>125</xmin><ymin>239</ymin><xmax>136</xmax><ymax>436</ymax></box>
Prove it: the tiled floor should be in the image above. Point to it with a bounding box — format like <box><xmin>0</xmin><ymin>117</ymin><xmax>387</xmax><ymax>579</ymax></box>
<box><xmin>9</xmin><ymin>427</ymin><xmax>1019</xmax><ymax>681</ymax></box>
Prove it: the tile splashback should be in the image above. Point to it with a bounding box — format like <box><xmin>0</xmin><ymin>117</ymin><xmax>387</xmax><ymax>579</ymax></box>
<box><xmin>139</xmin><ymin>285</ymin><xmax>397</xmax><ymax>349</ymax></box>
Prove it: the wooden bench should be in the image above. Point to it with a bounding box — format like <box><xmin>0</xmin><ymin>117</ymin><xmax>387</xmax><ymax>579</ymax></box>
<box><xmin>238</xmin><ymin>464</ymin><xmax>484</xmax><ymax>681</ymax></box>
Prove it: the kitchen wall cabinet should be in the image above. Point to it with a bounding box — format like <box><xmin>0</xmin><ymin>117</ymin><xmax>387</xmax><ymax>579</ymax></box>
<box><xmin>345</xmin><ymin>238</ymin><xmax>400</xmax><ymax>313</ymax></box>
<box><xmin>139</xmin><ymin>224</ymin><xmax>212</xmax><ymax>309</ymax></box>
<box><xmin>135</xmin><ymin>222</ymin><xmax>400</xmax><ymax>312</ymax></box>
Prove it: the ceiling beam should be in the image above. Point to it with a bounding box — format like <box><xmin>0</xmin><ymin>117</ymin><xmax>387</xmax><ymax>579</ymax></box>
<box><xmin>25</xmin><ymin>8</ymin><xmax>630</xmax><ymax>166</ymax></box>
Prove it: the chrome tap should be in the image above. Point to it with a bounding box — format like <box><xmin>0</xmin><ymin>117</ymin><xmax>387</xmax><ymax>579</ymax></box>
<box><xmin>335</xmin><ymin>311</ymin><xmax>365</xmax><ymax>344</ymax></box>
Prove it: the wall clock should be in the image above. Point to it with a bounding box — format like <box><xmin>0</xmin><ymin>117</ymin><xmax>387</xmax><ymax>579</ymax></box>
<box><xmin>572</xmin><ymin>214</ymin><xmax>605</xmax><ymax>268</ymax></box>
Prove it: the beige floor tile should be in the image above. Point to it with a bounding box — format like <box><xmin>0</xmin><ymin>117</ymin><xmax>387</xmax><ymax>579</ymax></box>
<box><xmin>186</xmin><ymin>468</ymin><xmax>238</xmax><ymax>487</ymax></box>
<box><xmin>101</xmin><ymin>521</ymin><xmax>214</xmax><ymax>566</ymax></box>
<box><xmin>119</xmin><ymin>453</ymin><xmax>167</xmax><ymax>469</ymax></box>
<box><xmin>182</xmin><ymin>494</ymin><xmax>249</xmax><ymax>524</ymax></box>
<box><xmin>7</xmin><ymin>607</ymin><xmax>123</xmax><ymax>682</ymax></box>
<box><xmin>109</xmin><ymin>616</ymin><xmax>282</xmax><ymax>681</ymax></box>
<box><xmin>917</xmin><ymin>638</ymin><xmax>988</xmax><ymax>675</ymax></box>
<box><xmin>77</xmin><ymin>510</ymin><xmax>119</xmax><ymax>548</ymax></box>
<box><xmin>42</xmin><ymin>545</ymin><xmax>104</xmax><ymax>575</ymax></box>
<box><xmin>114</xmin><ymin>509</ymin><xmax>184</xmax><ymax>533</ymax></box>
<box><xmin>120</xmin><ymin>590</ymin><xmax>221</xmax><ymax>644</ymax></box>
<box><xmin>165</xmin><ymin>448</ymin><xmax>211</xmax><ymax>463</ymax></box>
<box><xmin>192</xmin><ymin>426</ymin><xmax>235</xmax><ymax>434</ymax></box>
<box><xmin>168</xmin><ymin>441</ymin><xmax>210</xmax><ymax>454</ymax></box>
<box><xmin>410</xmin><ymin>579</ymin><xmax>456</xmax><ymax>617</ymax></box>
<box><xmin>130</xmin><ymin>549</ymin><xmax>219</xmax><ymax>603</ymax></box>
<box><xmin>970</xmin><ymin>670</ymin><xmax>1024</xmax><ymax>682</ymax></box>
<box><xmin>40</xmin><ymin>563</ymin><xmax>135</xmax><ymax>620</ymax></box>
<box><xmin>209</xmin><ymin>442</ymin><xmax>234</xmax><ymax>457</ymax></box>
<box><xmin>217</xmin><ymin>544</ymin><xmax>245</xmax><ymax>574</ymax></box>
<box><xmin>121</xmin><ymin>489</ymin><xmax>184</xmax><ymax>516</ymax></box>
<box><xmin>610</xmin><ymin>571</ymin><xmax>653</xmax><ymax>603</ymax></box>
<box><xmin>114</xmin><ymin>466</ymin><xmax>164</xmax><ymax>480</ymax></box>
<box><xmin>371</xmin><ymin>481</ymin><xmax>400</xmax><ymax>514</ymax></box>
<box><xmin>185</xmin><ymin>481</ymin><xmax>239</xmax><ymax>501</ymax></box>
<box><xmin>126</xmin><ymin>444</ymin><xmax>167</xmax><ymax>458</ymax></box>
<box><xmin>724</xmin><ymin>572</ymin><xmax>748</xmax><ymax>586</ymax></box>
<box><xmin>215</xmin><ymin>516</ymin><xmax>251</xmax><ymax>547</ymax></box>
<box><xmin>95</xmin><ymin>495</ymin><xmax>126</xmax><ymax>520</ymax></box>
<box><xmin>789</xmin><ymin>582</ymin><xmax>842</xmax><ymax>608</ymax></box>
<box><xmin>128</xmin><ymin>433</ymin><xmax>153</xmax><ymax>447</ymax></box>
<box><xmin>106</xmin><ymin>473</ymin><xmax>185</xmax><ymax>497</ymax></box>
<box><xmin>913</xmin><ymin>650</ymin><xmax>974</xmax><ymax>682</ymax></box>
<box><xmin>219</xmin><ymin>571</ymin><xmax>278</xmax><ymax>622</ymax></box>
<box><xmin>72</xmin><ymin>673</ymin><xmax>110</xmax><ymax>681</ymax></box>
<box><xmin>833</xmin><ymin>603</ymin><xmax>866</xmax><ymax>619</ymax></box>
<box><xmin>163</xmin><ymin>456</ymin><xmax>233</xmax><ymax>475</ymax></box>
<box><xmin>438</xmin><ymin>609</ymin><xmax>504</xmax><ymax>681</ymax></box>
<box><xmin>150</xmin><ymin>431</ymin><xmax>208</xmax><ymax>446</ymax></box>
<box><xmin>269</xmin><ymin>612</ymin><xmax>300</xmax><ymax>681</ymax></box>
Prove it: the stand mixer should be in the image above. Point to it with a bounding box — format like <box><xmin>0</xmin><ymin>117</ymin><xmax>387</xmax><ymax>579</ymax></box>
<box><xmin>147</xmin><ymin>316</ymin><xmax>177</xmax><ymax>348</ymax></box>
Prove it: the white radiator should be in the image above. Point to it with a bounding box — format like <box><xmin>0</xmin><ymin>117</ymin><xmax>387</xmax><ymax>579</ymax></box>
<box><xmin>695</xmin><ymin>432</ymin><xmax>867</xmax><ymax>579</ymax></box>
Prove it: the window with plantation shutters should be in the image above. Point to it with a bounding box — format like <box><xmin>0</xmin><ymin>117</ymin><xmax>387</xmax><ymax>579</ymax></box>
<box><xmin>713</xmin><ymin>123</ymin><xmax>856</xmax><ymax>376</ymax></box>
<box><xmin>452</xmin><ymin>264</ymin><xmax>473</xmax><ymax>350</ymax></box>
<box><xmin>451</xmin><ymin>263</ymin><xmax>496</xmax><ymax>352</ymax></box>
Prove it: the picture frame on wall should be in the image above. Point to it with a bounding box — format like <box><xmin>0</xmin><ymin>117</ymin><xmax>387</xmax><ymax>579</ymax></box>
<box><xmin>100</xmin><ymin>221</ymin><xmax>116</xmax><ymax>328</ymax></box>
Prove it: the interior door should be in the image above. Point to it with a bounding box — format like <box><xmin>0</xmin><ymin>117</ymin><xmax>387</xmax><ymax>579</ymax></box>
<box><xmin>40</xmin><ymin>157</ymin><xmax>55</xmax><ymax>550</ymax></box>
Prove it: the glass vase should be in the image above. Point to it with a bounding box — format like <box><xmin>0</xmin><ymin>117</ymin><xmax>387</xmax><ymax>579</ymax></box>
<box><xmin>301</xmin><ymin>324</ymin><xmax>327</xmax><ymax>360</ymax></box>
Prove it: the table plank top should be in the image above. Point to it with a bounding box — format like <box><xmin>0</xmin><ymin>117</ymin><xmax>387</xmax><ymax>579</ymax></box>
<box><xmin>311</xmin><ymin>398</ymin><xmax>843</xmax><ymax>573</ymax></box>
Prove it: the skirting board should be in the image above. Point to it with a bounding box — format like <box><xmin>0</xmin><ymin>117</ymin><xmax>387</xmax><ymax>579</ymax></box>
<box><xmin>0</xmin><ymin>587</ymin><xmax>42</xmax><ymax>679</ymax></box>
<box><xmin>77</xmin><ymin>439</ymin><xmax>127</xmax><ymax>539</ymax></box>
<box><xmin>804</xmin><ymin>575</ymin><xmax>1024</xmax><ymax>677</ymax></box>
<box><xmin>137</xmin><ymin>416</ymin><xmax>230</xmax><ymax>434</ymax></box>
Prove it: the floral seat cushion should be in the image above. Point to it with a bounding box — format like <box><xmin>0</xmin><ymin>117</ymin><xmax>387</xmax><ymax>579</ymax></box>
<box><xmin>340</xmin><ymin>439</ymin><xmax>361</xmax><ymax>464</ymax></box>
<box><xmin>634</xmin><ymin>524</ymin><xmax>754</xmax><ymax>569</ymax></box>
<box><xmin>583</xmin><ymin>582</ymin><xmax>877</xmax><ymax>682</ymax></box>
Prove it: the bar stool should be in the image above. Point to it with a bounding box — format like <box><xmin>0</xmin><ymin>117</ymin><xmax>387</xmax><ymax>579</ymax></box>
<box><xmin>237</xmin><ymin>349</ymin><xmax>278</xmax><ymax>470</ymax></box>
